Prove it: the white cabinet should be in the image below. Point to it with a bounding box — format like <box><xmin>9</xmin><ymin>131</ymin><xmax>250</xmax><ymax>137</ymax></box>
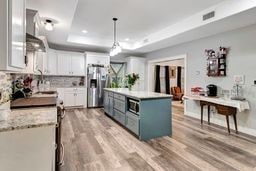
<box><xmin>0</xmin><ymin>126</ymin><xmax>56</xmax><ymax>171</ymax></box>
<box><xmin>126</xmin><ymin>57</ymin><xmax>146</xmax><ymax>91</ymax></box>
<box><xmin>57</xmin><ymin>51</ymin><xmax>85</xmax><ymax>76</ymax></box>
<box><xmin>58</xmin><ymin>88</ymin><xmax>86</xmax><ymax>107</ymax></box>
<box><xmin>71</xmin><ymin>53</ymin><xmax>85</xmax><ymax>76</ymax></box>
<box><xmin>57</xmin><ymin>51</ymin><xmax>71</xmax><ymax>75</ymax></box>
<box><xmin>85</xmin><ymin>52</ymin><xmax>110</xmax><ymax>66</ymax></box>
<box><xmin>34</xmin><ymin>51</ymin><xmax>47</xmax><ymax>74</ymax></box>
<box><xmin>76</xmin><ymin>90</ymin><xmax>86</xmax><ymax>106</ymax></box>
<box><xmin>0</xmin><ymin>0</ymin><xmax>26</xmax><ymax>71</ymax></box>
<box><xmin>33</xmin><ymin>49</ymin><xmax>85</xmax><ymax>76</ymax></box>
<box><xmin>64</xmin><ymin>91</ymin><xmax>76</xmax><ymax>107</ymax></box>
<box><xmin>46</xmin><ymin>49</ymin><xmax>58</xmax><ymax>75</ymax></box>
<box><xmin>34</xmin><ymin>49</ymin><xmax>58</xmax><ymax>75</ymax></box>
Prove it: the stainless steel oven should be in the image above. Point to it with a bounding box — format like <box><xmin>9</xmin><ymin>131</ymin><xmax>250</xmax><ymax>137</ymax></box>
<box><xmin>128</xmin><ymin>98</ymin><xmax>140</xmax><ymax>115</ymax></box>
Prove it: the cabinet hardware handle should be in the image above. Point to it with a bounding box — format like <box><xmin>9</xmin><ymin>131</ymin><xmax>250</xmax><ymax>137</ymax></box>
<box><xmin>59</xmin><ymin>143</ymin><xmax>65</xmax><ymax>166</ymax></box>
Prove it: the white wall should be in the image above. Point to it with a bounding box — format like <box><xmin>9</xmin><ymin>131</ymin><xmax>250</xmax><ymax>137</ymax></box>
<box><xmin>155</xmin><ymin>59</ymin><xmax>184</xmax><ymax>67</ymax></box>
<box><xmin>145</xmin><ymin>24</ymin><xmax>256</xmax><ymax>136</ymax></box>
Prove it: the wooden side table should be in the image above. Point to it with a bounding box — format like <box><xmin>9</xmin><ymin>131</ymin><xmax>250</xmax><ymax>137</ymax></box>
<box><xmin>200</xmin><ymin>101</ymin><xmax>238</xmax><ymax>134</ymax></box>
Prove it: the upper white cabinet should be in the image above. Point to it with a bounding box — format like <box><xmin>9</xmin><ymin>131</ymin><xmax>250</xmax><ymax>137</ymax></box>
<box><xmin>33</xmin><ymin>49</ymin><xmax>85</xmax><ymax>76</ymax></box>
<box><xmin>0</xmin><ymin>0</ymin><xmax>26</xmax><ymax>71</ymax></box>
<box><xmin>34</xmin><ymin>51</ymin><xmax>47</xmax><ymax>73</ymax></box>
<box><xmin>57</xmin><ymin>51</ymin><xmax>85</xmax><ymax>76</ymax></box>
<box><xmin>71</xmin><ymin>53</ymin><xmax>85</xmax><ymax>76</ymax></box>
<box><xmin>46</xmin><ymin>49</ymin><xmax>57</xmax><ymax>75</ymax></box>
<box><xmin>126</xmin><ymin>56</ymin><xmax>146</xmax><ymax>91</ymax></box>
<box><xmin>57</xmin><ymin>51</ymin><xmax>71</xmax><ymax>75</ymax></box>
<box><xmin>85</xmin><ymin>52</ymin><xmax>110</xmax><ymax>66</ymax></box>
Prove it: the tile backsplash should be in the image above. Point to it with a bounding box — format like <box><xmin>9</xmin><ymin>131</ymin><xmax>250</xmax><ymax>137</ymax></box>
<box><xmin>0</xmin><ymin>72</ymin><xmax>11</xmax><ymax>105</ymax></box>
<box><xmin>10</xmin><ymin>74</ymin><xmax>85</xmax><ymax>88</ymax></box>
<box><xmin>43</xmin><ymin>76</ymin><xmax>85</xmax><ymax>87</ymax></box>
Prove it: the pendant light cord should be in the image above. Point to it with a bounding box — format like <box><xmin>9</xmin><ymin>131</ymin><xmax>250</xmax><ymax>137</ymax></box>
<box><xmin>113</xmin><ymin>18</ymin><xmax>118</xmax><ymax>43</ymax></box>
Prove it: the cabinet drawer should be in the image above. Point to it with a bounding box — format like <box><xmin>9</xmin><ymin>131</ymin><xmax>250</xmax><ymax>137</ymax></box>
<box><xmin>114</xmin><ymin>110</ymin><xmax>126</xmax><ymax>125</ymax></box>
<box><xmin>114</xmin><ymin>99</ymin><xmax>126</xmax><ymax>113</ymax></box>
<box><xmin>126</xmin><ymin>112</ymin><xmax>140</xmax><ymax>135</ymax></box>
<box><xmin>114</xmin><ymin>93</ymin><xmax>125</xmax><ymax>101</ymax></box>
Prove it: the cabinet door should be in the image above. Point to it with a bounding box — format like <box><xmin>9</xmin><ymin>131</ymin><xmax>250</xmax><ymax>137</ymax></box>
<box><xmin>64</xmin><ymin>92</ymin><xmax>75</xmax><ymax>107</ymax></box>
<box><xmin>57</xmin><ymin>88</ymin><xmax>64</xmax><ymax>102</ymax></box>
<box><xmin>34</xmin><ymin>52</ymin><xmax>45</xmax><ymax>72</ymax></box>
<box><xmin>57</xmin><ymin>52</ymin><xmax>71</xmax><ymax>75</ymax></box>
<box><xmin>9</xmin><ymin>0</ymin><xmax>26</xmax><ymax>68</ymax></box>
<box><xmin>109</xmin><ymin>96</ymin><xmax>114</xmax><ymax>116</ymax></box>
<box><xmin>47</xmin><ymin>49</ymin><xmax>57</xmax><ymax>75</ymax></box>
<box><xmin>86</xmin><ymin>55</ymin><xmax>110</xmax><ymax>66</ymax></box>
<box><xmin>104</xmin><ymin>92</ymin><xmax>109</xmax><ymax>113</ymax></box>
<box><xmin>75</xmin><ymin>91</ymin><xmax>85</xmax><ymax>106</ymax></box>
<box><xmin>71</xmin><ymin>54</ymin><xmax>85</xmax><ymax>76</ymax></box>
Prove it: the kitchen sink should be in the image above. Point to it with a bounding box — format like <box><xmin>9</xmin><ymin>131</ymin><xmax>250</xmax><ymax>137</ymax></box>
<box><xmin>36</xmin><ymin>91</ymin><xmax>56</xmax><ymax>94</ymax></box>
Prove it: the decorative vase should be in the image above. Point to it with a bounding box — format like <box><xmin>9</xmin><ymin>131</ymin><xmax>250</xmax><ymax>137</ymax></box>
<box><xmin>128</xmin><ymin>84</ymin><xmax>132</xmax><ymax>91</ymax></box>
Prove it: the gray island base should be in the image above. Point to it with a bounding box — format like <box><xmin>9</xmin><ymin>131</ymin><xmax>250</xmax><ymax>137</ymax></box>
<box><xmin>104</xmin><ymin>88</ymin><xmax>172</xmax><ymax>141</ymax></box>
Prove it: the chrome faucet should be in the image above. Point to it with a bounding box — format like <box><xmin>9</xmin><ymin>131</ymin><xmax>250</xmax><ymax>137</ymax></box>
<box><xmin>37</xmin><ymin>69</ymin><xmax>44</xmax><ymax>86</ymax></box>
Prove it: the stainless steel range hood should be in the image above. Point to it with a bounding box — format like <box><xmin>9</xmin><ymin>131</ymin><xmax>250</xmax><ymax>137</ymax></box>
<box><xmin>26</xmin><ymin>9</ymin><xmax>46</xmax><ymax>52</ymax></box>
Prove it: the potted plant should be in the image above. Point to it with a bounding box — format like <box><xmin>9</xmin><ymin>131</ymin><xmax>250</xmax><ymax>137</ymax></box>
<box><xmin>126</xmin><ymin>73</ymin><xmax>139</xmax><ymax>90</ymax></box>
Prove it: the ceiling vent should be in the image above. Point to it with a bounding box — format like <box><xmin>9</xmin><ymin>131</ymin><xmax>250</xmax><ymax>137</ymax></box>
<box><xmin>203</xmin><ymin>11</ymin><xmax>215</xmax><ymax>21</ymax></box>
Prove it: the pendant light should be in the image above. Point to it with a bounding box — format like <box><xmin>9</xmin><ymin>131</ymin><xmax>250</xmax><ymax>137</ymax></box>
<box><xmin>110</xmin><ymin>18</ymin><xmax>122</xmax><ymax>57</ymax></box>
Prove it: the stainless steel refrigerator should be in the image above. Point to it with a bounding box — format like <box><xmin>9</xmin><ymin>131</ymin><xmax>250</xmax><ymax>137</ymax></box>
<box><xmin>87</xmin><ymin>65</ymin><xmax>108</xmax><ymax>108</ymax></box>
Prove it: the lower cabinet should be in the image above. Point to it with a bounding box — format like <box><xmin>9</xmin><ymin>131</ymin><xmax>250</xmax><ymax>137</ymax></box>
<box><xmin>126</xmin><ymin>112</ymin><xmax>140</xmax><ymax>135</ymax></box>
<box><xmin>114</xmin><ymin>109</ymin><xmax>126</xmax><ymax>125</ymax></box>
<box><xmin>114</xmin><ymin>99</ymin><xmax>126</xmax><ymax>113</ymax></box>
<box><xmin>57</xmin><ymin>88</ymin><xmax>86</xmax><ymax>107</ymax></box>
<box><xmin>104</xmin><ymin>91</ymin><xmax>140</xmax><ymax>136</ymax></box>
<box><xmin>0</xmin><ymin>126</ymin><xmax>56</xmax><ymax>171</ymax></box>
<box><xmin>104</xmin><ymin>92</ymin><xmax>114</xmax><ymax>116</ymax></box>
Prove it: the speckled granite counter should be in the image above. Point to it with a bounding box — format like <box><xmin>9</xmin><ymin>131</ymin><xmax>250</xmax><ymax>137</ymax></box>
<box><xmin>0</xmin><ymin>107</ymin><xmax>57</xmax><ymax>132</ymax></box>
<box><xmin>104</xmin><ymin>88</ymin><xmax>172</xmax><ymax>100</ymax></box>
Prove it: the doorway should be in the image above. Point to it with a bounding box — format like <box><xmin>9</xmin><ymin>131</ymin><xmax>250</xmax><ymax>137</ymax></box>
<box><xmin>147</xmin><ymin>54</ymin><xmax>187</xmax><ymax>113</ymax></box>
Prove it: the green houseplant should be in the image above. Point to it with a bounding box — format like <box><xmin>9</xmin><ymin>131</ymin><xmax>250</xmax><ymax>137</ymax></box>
<box><xmin>126</xmin><ymin>73</ymin><xmax>139</xmax><ymax>90</ymax></box>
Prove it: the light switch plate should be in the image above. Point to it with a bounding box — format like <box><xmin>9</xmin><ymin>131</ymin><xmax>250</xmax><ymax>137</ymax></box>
<box><xmin>233</xmin><ymin>75</ymin><xmax>245</xmax><ymax>85</ymax></box>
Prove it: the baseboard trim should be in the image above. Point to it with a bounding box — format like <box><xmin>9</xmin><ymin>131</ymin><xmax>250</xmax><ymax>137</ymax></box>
<box><xmin>185</xmin><ymin>111</ymin><xmax>256</xmax><ymax>137</ymax></box>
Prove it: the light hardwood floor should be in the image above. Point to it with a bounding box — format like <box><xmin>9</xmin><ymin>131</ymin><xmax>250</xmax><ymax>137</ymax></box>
<box><xmin>61</xmin><ymin>105</ymin><xmax>256</xmax><ymax>171</ymax></box>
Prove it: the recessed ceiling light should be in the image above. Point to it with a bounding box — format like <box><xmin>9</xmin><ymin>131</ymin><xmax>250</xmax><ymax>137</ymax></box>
<box><xmin>44</xmin><ymin>19</ymin><xmax>54</xmax><ymax>31</ymax></box>
<box><xmin>82</xmin><ymin>30</ymin><xmax>88</xmax><ymax>34</ymax></box>
<box><xmin>125</xmin><ymin>38</ymin><xmax>130</xmax><ymax>41</ymax></box>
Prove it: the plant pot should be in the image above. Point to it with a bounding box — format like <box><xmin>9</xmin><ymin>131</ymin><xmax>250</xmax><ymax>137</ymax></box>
<box><xmin>128</xmin><ymin>85</ymin><xmax>132</xmax><ymax>91</ymax></box>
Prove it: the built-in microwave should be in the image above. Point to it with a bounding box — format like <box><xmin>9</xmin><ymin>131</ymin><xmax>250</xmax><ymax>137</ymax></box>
<box><xmin>128</xmin><ymin>98</ymin><xmax>140</xmax><ymax>115</ymax></box>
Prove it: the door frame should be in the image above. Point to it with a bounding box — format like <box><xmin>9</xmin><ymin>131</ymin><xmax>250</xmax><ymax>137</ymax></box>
<box><xmin>147</xmin><ymin>54</ymin><xmax>187</xmax><ymax>113</ymax></box>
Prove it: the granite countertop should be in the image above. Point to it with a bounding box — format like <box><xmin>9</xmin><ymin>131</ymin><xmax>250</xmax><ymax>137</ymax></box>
<box><xmin>0</xmin><ymin>107</ymin><xmax>57</xmax><ymax>132</ymax></box>
<box><xmin>104</xmin><ymin>88</ymin><xmax>172</xmax><ymax>100</ymax></box>
<box><xmin>31</xmin><ymin>87</ymin><xmax>59</xmax><ymax>98</ymax></box>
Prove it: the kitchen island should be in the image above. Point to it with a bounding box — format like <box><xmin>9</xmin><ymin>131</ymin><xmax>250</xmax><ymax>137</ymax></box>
<box><xmin>104</xmin><ymin>88</ymin><xmax>172</xmax><ymax>141</ymax></box>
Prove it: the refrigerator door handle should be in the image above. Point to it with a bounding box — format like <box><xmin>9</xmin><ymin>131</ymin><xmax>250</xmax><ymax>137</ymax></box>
<box><xmin>98</xmin><ymin>76</ymin><xmax>102</xmax><ymax>98</ymax></box>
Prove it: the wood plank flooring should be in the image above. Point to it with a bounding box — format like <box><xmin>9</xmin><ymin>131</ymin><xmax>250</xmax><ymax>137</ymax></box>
<box><xmin>61</xmin><ymin>105</ymin><xmax>256</xmax><ymax>171</ymax></box>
